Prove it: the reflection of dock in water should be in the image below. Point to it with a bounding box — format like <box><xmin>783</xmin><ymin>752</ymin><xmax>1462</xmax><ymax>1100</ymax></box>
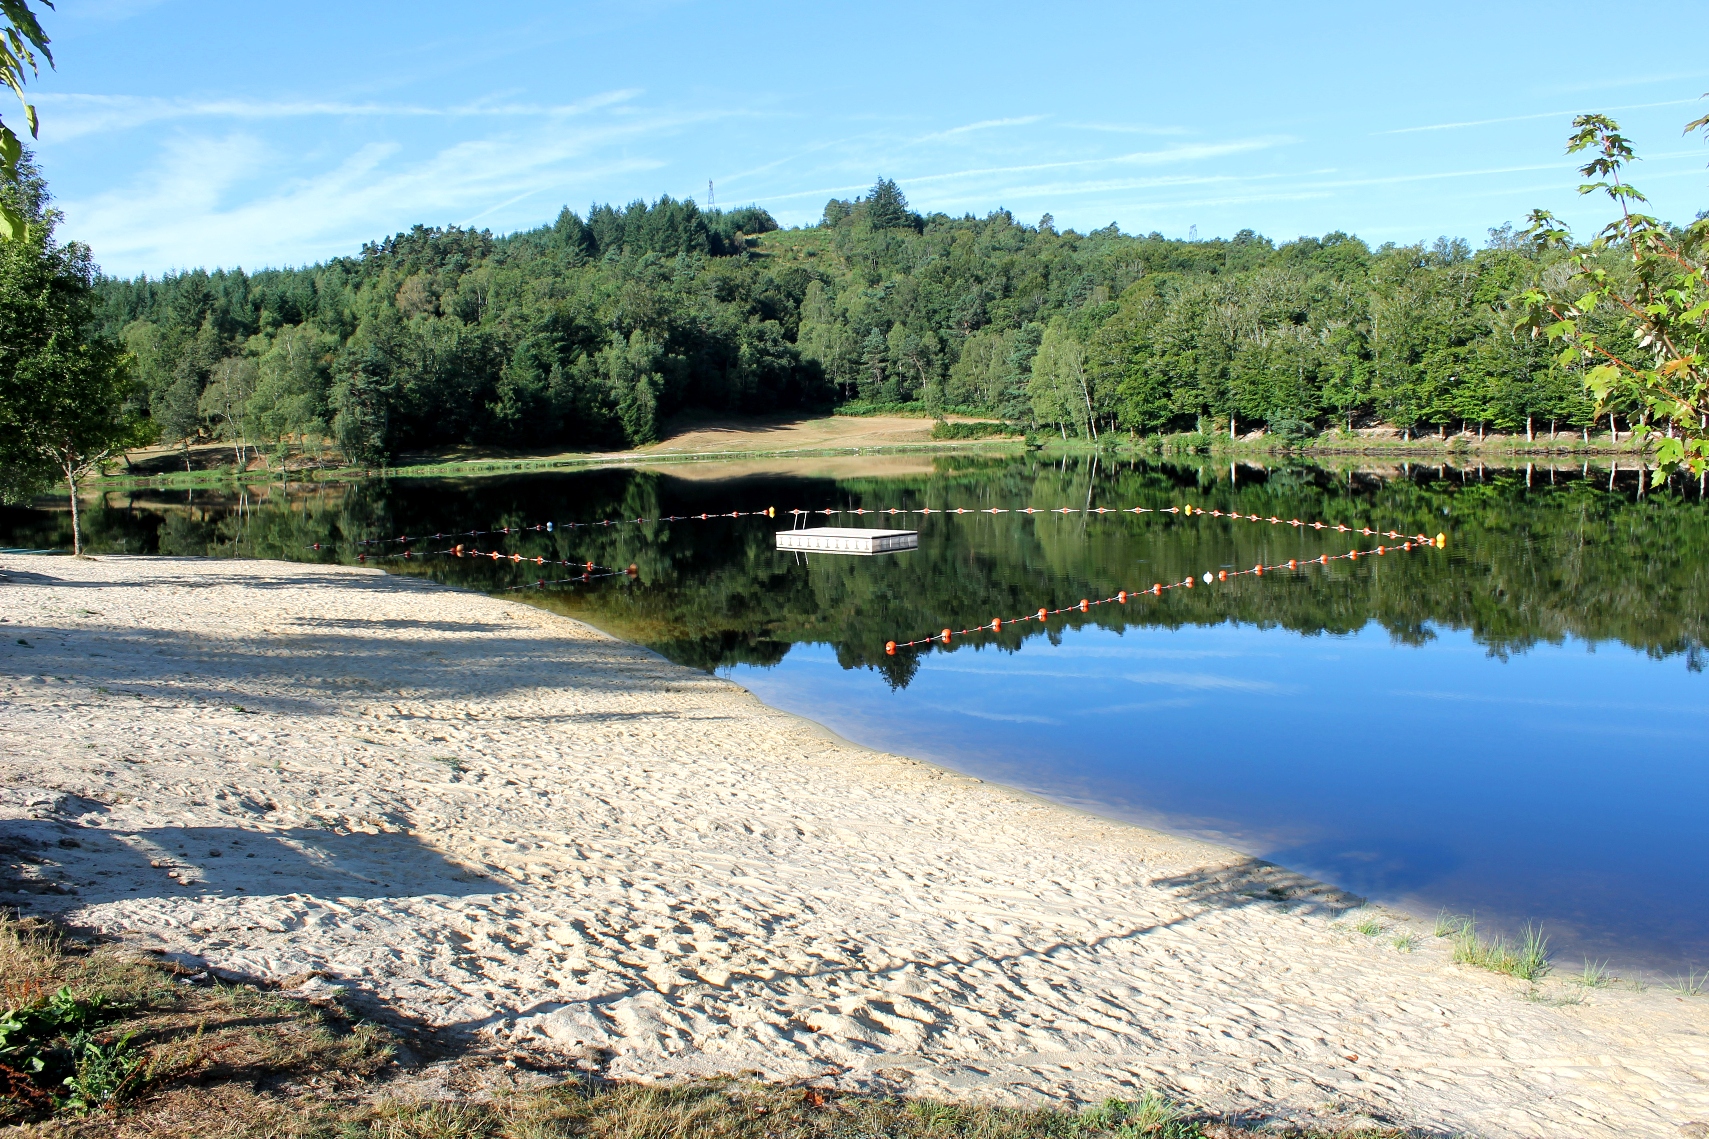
<box><xmin>775</xmin><ymin>527</ymin><xmax>917</xmax><ymax>555</ymax></box>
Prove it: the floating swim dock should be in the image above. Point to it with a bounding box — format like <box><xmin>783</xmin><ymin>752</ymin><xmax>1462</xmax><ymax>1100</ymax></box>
<box><xmin>775</xmin><ymin>527</ymin><xmax>918</xmax><ymax>555</ymax></box>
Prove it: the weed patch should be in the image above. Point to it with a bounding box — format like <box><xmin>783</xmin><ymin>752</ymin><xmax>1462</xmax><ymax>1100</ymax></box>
<box><xmin>0</xmin><ymin>916</ymin><xmax>391</xmax><ymax>1126</ymax></box>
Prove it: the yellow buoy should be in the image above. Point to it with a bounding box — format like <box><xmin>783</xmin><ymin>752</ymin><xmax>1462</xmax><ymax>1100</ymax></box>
<box><xmin>1435</xmin><ymin>532</ymin><xmax>1447</xmax><ymax>548</ymax></box>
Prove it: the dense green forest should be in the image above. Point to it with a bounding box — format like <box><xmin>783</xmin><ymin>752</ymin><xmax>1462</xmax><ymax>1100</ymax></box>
<box><xmin>95</xmin><ymin>178</ymin><xmax>1667</xmax><ymax>463</ymax></box>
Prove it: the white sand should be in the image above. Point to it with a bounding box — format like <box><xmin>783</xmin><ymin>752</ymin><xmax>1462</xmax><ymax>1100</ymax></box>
<box><xmin>1</xmin><ymin>555</ymin><xmax>1704</xmax><ymax>1137</ymax></box>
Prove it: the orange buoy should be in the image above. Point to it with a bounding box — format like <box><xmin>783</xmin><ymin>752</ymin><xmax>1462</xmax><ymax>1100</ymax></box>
<box><xmin>1118</xmin><ymin>591</ymin><xmax>1127</xmax><ymax>603</ymax></box>
<box><xmin>1288</xmin><ymin>559</ymin><xmax>1297</xmax><ymax>569</ymax></box>
<box><xmin>1254</xmin><ymin>564</ymin><xmax>1263</xmax><ymax>575</ymax></box>
<box><xmin>1079</xmin><ymin>599</ymin><xmax>1090</xmax><ymax>612</ymax></box>
<box><xmin>1036</xmin><ymin>608</ymin><xmax>1047</xmax><ymax>621</ymax></box>
<box><xmin>1349</xmin><ymin>549</ymin><xmax>1359</xmax><ymax>560</ymax></box>
<box><xmin>628</xmin><ymin>563</ymin><xmax>638</xmax><ymax>575</ymax></box>
<box><xmin>992</xmin><ymin>617</ymin><xmax>1002</xmax><ymax>631</ymax></box>
<box><xmin>1318</xmin><ymin>554</ymin><xmax>1329</xmax><ymax>565</ymax></box>
<box><xmin>1152</xmin><ymin>583</ymin><xmax>1162</xmax><ymax>596</ymax></box>
<box><xmin>941</xmin><ymin>628</ymin><xmax>952</xmax><ymax>644</ymax></box>
<box><xmin>453</xmin><ymin>544</ymin><xmax>465</xmax><ymax>556</ymax></box>
<box><xmin>1217</xmin><ymin>570</ymin><xmax>1227</xmax><ymax>582</ymax></box>
<box><xmin>1404</xmin><ymin>541</ymin><xmax>1413</xmax><ymax>550</ymax></box>
<box><xmin>885</xmin><ymin>641</ymin><xmax>896</xmax><ymax>655</ymax></box>
<box><xmin>1184</xmin><ymin>576</ymin><xmax>1194</xmax><ymax>588</ymax></box>
<box><xmin>1376</xmin><ymin>545</ymin><xmax>1385</xmax><ymax>555</ymax></box>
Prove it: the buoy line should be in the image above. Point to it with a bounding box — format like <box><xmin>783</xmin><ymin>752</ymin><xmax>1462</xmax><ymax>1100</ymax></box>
<box><xmin>885</xmin><ymin>533</ymin><xmax>1449</xmax><ymax>655</ymax></box>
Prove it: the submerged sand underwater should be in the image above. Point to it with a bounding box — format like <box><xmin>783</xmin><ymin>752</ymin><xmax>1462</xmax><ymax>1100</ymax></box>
<box><xmin>1</xmin><ymin>555</ymin><xmax>1703</xmax><ymax>1137</ymax></box>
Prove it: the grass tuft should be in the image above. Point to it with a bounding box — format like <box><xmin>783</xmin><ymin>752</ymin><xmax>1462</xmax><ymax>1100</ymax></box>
<box><xmin>1571</xmin><ymin>960</ymin><xmax>1613</xmax><ymax>989</ymax></box>
<box><xmin>1667</xmin><ymin>969</ymin><xmax>1708</xmax><ymax>996</ymax></box>
<box><xmin>1077</xmin><ymin>1091</ymin><xmax>1190</xmax><ymax>1137</ymax></box>
<box><xmin>1433</xmin><ymin>911</ymin><xmax>1470</xmax><ymax>939</ymax></box>
<box><xmin>1391</xmin><ymin>933</ymin><xmax>1417</xmax><ymax>953</ymax></box>
<box><xmin>1450</xmin><ymin>920</ymin><xmax>1552</xmax><ymax>982</ymax></box>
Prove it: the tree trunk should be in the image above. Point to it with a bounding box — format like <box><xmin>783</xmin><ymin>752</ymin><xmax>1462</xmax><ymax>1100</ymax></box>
<box><xmin>1230</xmin><ymin>415</ymin><xmax>1237</xmax><ymax>441</ymax></box>
<box><xmin>65</xmin><ymin>465</ymin><xmax>82</xmax><ymax>556</ymax></box>
<box><xmin>1526</xmin><ymin>416</ymin><xmax>1534</xmax><ymax>442</ymax></box>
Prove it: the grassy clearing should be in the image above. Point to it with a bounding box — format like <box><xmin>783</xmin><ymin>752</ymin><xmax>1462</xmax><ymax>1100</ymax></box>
<box><xmin>0</xmin><ymin>918</ymin><xmax>1421</xmax><ymax>1139</ymax></box>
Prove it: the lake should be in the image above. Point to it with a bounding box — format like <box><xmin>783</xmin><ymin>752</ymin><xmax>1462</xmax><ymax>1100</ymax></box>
<box><xmin>5</xmin><ymin>454</ymin><xmax>1705</xmax><ymax>975</ymax></box>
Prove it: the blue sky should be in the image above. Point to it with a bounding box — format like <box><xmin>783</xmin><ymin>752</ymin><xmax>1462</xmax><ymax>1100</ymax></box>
<box><xmin>22</xmin><ymin>0</ymin><xmax>1709</xmax><ymax>276</ymax></box>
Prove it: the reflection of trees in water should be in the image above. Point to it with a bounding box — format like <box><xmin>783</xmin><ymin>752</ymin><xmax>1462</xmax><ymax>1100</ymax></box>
<box><xmin>8</xmin><ymin>457</ymin><xmax>1705</xmax><ymax>685</ymax></box>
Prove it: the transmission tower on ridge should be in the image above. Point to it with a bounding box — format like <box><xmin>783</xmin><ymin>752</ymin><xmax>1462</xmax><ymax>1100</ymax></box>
<box><xmin>708</xmin><ymin>180</ymin><xmax>715</xmax><ymax>209</ymax></box>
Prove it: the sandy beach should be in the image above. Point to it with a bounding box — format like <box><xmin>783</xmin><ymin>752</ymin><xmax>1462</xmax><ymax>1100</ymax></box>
<box><xmin>1</xmin><ymin>555</ymin><xmax>1704</xmax><ymax>1137</ymax></box>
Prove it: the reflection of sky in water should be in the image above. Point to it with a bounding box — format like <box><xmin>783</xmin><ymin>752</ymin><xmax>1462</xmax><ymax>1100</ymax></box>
<box><xmin>722</xmin><ymin>621</ymin><xmax>1709</xmax><ymax>973</ymax></box>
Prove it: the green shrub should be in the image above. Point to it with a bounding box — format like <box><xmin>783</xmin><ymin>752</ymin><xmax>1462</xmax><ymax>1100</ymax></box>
<box><xmin>1270</xmin><ymin>419</ymin><xmax>1319</xmax><ymax>445</ymax></box>
<box><xmin>930</xmin><ymin>419</ymin><xmax>1024</xmax><ymax>440</ymax></box>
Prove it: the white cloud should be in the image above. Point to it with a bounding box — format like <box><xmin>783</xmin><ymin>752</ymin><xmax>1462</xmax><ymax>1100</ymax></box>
<box><xmin>745</xmin><ymin>138</ymin><xmax>1292</xmax><ymax>209</ymax></box>
<box><xmin>60</xmin><ymin>101</ymin><xmax>722</xmax><ymax>273</ymax></box>
<box><xmin>913</xmin><ymin>115</ymin><xmax>1048</xmax><ymax>143</ymax></box>
<box><xmin>1379</xmin><ymin>98</ymin><xmax>1702</xmax><ymax>136</ymax></box>
<box><xmin>35</xmin><ymin>88</ymin><xmax>644</xmax><ymax>141</ymax></box>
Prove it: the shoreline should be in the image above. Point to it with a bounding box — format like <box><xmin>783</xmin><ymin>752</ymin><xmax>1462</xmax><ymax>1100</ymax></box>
<box><xmin>2</xmin><ymin>555</ymin><xmax>1705</xmax><ymax>1136</ymax></box>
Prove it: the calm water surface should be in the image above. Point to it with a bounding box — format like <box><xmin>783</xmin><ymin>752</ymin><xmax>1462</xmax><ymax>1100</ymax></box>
<box><xmin>5</xmin><ymin>456</ymin><xmax>1705</xmax><ymax>972</ymax></box>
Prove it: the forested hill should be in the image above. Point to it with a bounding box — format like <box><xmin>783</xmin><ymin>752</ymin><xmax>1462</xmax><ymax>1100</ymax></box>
<box><xmin>95</xmin><ymin>179</ymin><xmax>1621</xmax><ymax>463</ymax></box>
